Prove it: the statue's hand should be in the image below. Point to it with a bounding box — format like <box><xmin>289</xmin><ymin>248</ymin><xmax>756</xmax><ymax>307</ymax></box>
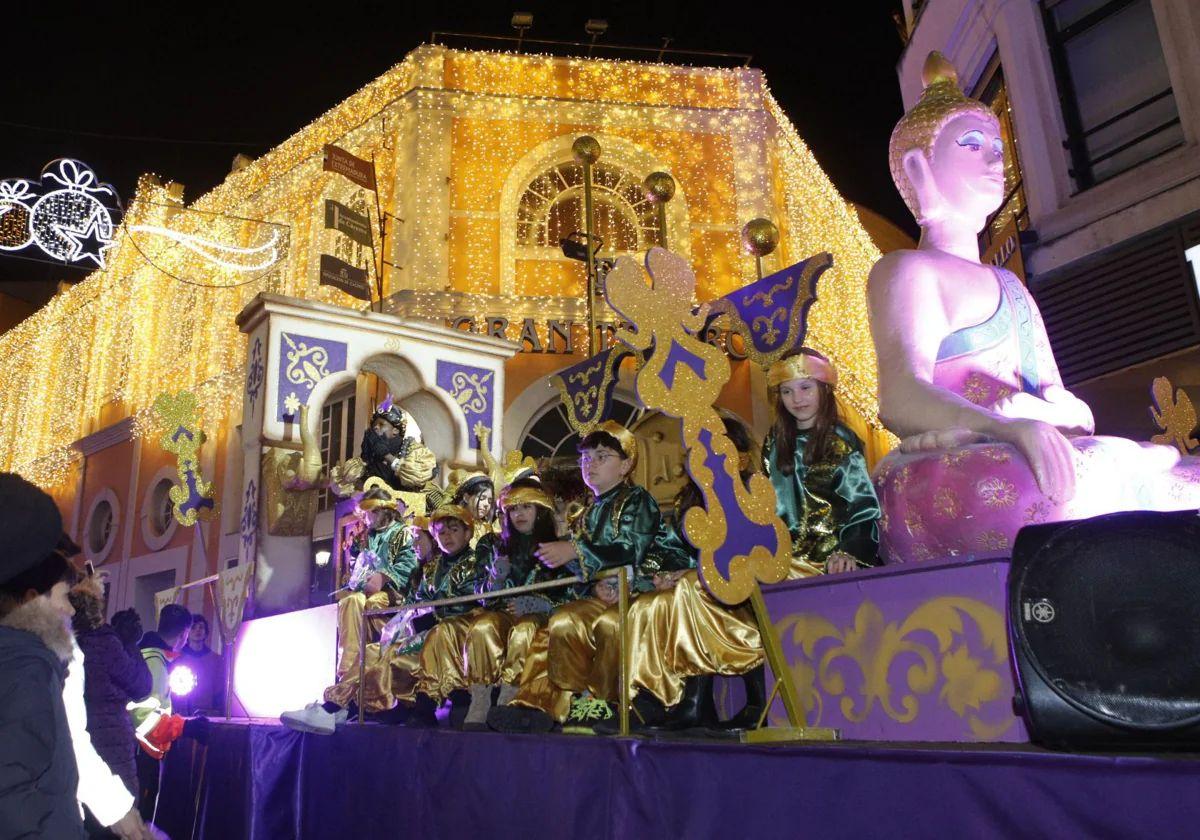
<box><xmin>994</xmin><ymin>389</ymin><xmax>1094</xmax><ymax>436</ymax></box>
<box><xmin>991</xmin><ymin>417</ymin><xmax>1076</xmax><ymax>502</ymax></box>
<box><xmin>899</xmin><ymin>428</ymin><xmax>987</xmax><ymax>453</ymax></box>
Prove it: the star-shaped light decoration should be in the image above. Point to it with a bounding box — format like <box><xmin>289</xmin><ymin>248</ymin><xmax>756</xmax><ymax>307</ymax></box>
<box><xmin>283</xmin><ymin>392</ymin><xmax>302</xmax><ymax>418</ymax></box>
<box><xmin>55</xmin><ymin>209</ymin><xmax>113</xmax><ymax>267</ymax></box>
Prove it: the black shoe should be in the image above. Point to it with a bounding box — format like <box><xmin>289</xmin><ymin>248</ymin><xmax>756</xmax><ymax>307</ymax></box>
<box><xmin>367</xmin><ymin>704</ymin><xmax>411</xmax><ymax>725</ymax></box>
<box><xmin>718</xmin><ymin>665</ymin><xmax>766</xmax><ymax>730</ymax></box>
<box><xmin>448</xmin><ymin>689</ymin><xmax>470</xmax><ymax>730</ymax></box>
<box><xmin>487</xmin><ymin>704</ymin><xmax>556</xmax><ymax>734</ymax></box>
<box><xmin>403</xmin><ymin>694</ymin><xmax>439</xmax><ymax>728</ymax></box>
<box><xmin>659</xmin><ymin>675</ymin><xmax>718</xmax><ymax>731</ymax></box>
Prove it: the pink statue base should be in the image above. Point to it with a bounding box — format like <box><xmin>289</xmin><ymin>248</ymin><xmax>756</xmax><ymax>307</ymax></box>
<box><xmin>874</xmin><ymin>437</ymin><xmax>1200</xmax><ymax>563</ymax></box>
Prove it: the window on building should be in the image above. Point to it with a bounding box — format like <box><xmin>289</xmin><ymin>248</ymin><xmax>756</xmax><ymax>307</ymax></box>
<box><xmin>972</xmin><ymin>54</ymin><xmax>1030</xmax><ymax>278</ymax></box>
<box><xmin>515</xmin><ymin>161</ymin><xmax>663</xmax><ymax>256</ymax></box>
<box><xmin>1042</xmin><ymin>0</ymin><xmax>1183</xmax><ymax>191</ymax></box>
<box><xmin>318</xmin><ymin>385</ymin><xmax>358</xmax><ymax>511</ymax></box>
<box><xmin>519</xmin><ymin>395</ymin><xmax>643</xmax><ymax>460</ymax></box>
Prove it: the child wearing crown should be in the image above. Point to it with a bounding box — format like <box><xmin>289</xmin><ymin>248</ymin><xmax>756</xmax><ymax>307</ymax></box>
<box><xmin>489</xmin><ymin>420</ymin><xmax>693</xmax><ymax>734</ymax></box>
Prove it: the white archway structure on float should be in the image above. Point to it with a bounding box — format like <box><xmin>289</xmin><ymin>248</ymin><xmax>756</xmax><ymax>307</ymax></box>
<box><xmin>236</xmin><ymin>292</ymin><xmax>519</xmax><ymax>612</ymax></box>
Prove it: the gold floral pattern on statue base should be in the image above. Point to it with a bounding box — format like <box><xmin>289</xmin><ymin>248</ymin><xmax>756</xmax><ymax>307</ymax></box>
<box><xmin>772</xmin><ymin>597</ymin><xmax>1015</xmax><ymax>741</ymax></box>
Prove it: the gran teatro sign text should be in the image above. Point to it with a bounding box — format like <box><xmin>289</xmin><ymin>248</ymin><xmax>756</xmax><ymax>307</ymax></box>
<box><xmin>447</xmin><ymin>316</ymin><xmax>748</xmax><ymax>359</ymax></box>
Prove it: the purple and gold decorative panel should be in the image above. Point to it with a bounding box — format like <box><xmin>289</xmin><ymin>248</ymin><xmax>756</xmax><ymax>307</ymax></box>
<box><xmin>276</xmin><ymin>332</ymin><xmax>347</xmax><ymax>421</ymax></box>
<box><xmin>436</xmin><ymin>360</ymin><xmax>494</xmax><ymax>449</ymax></box>
<box><xmin>760</xmin><ymin>558</ymin><xmax>1028</xmax><ymax>742</ymax></box>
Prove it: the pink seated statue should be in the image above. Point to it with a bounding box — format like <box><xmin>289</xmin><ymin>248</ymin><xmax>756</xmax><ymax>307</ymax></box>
<box><xmin>868</xmin><ymin>52</ymin><xmax>1200</xmax><ymax>563</ymax></box>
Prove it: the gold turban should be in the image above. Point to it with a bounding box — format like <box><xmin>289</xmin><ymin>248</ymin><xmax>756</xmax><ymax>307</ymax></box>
<box><xmin>594</xmin><ymin>420</ymin><xmax>638</xmax><ymax>470</ymax></box>
<box><xmin>766</xmin><ymin>353</ymin><xmax>837</xmax><ymax>388</ymax></box>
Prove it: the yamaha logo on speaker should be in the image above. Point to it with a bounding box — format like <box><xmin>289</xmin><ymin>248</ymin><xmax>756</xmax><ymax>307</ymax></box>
<box><xmin>1025</xmin><ymin>600</ymin><xmax>1056</xmax><ymax>624</ymax></box>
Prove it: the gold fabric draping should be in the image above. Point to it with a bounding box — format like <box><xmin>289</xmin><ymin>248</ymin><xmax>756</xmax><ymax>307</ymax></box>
<box><xmin>615</xmin><ymin>570</ymin><xmax>763</xmax><ymax>708</ymax></box>
<box><xmin>499</xmin><ymin>614</ymin><xmax>546</xmax><ymax>686</ymax></box>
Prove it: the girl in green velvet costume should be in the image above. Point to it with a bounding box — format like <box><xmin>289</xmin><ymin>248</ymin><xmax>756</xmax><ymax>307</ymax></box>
<box><xmin>763</xmin><ymin>348</ymin><xmax>881</xmax><ymax>575</ymax></box>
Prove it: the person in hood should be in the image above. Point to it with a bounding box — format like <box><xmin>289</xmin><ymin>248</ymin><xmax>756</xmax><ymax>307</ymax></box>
<box><xmin>0</xmin><ymin>472</ymin><xmax>86</xmax><ymax>839</ymax></box>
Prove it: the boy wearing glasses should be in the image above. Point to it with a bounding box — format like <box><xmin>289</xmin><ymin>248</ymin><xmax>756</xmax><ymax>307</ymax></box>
<box><xmin>491</xmin><ymin>420</ymin><xmax>692</xmax><ymax>733</ymax></box>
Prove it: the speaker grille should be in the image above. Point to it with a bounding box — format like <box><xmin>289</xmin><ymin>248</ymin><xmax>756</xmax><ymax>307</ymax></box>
<box><xmin>1015</xmin><ymin>513</ymin><xmax>1200</xmax><ymax>728</ymax></box>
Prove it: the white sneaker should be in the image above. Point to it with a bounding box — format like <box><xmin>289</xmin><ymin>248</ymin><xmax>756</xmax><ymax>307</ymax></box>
<box><xmin>280</xmin><ymin>702</ymin><xmax>348</xmax><ymax>735</ymax></box>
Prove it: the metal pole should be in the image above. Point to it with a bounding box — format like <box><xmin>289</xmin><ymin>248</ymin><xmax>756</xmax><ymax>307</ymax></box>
<box><xmin>369</xmin><ymin>153</ymin><xmax>386</xmax><ymax>312</ymax></box>
<box><xmin>617</xmin><ymin>569</ymin><xmax>630</xmax><ymax>737</ymax></box>
<box><xmin>573</xmin><ymin>137</ymin><xmax>601</xmax><ymax>356</ymax></box>
<box><xmin>357</xmin><ymin>610</ymin><xmax>367</xmax><ymax>723</ymax></box>
<box><xmin>643</xmin><ymin>172</ymin><xmax>675</xmax><ymax>253</ymax></box>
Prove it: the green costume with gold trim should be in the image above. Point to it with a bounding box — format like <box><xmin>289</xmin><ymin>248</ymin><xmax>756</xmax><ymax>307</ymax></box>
<box><xmin>570</xmin><ymin>481</ymin><xmax>694</xmax><ymax>591</ymax></box>
<box><xmin>762</xmin><ymin>423</ymin><xmax>881</xmax><ymax>570</ymax></box>
<box><xmin>412</xmin><ymin>544</ymin><xmax>486</xmax><ymax>619</ymax></box>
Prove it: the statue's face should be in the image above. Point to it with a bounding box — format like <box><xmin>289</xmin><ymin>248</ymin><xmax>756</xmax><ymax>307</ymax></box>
<box><xmin>924</xmin><ymin>113</ymin><xmax>1006</xmax><ymax>226</ymax></box>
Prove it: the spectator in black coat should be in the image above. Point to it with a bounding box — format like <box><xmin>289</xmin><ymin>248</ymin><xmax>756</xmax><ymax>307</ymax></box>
<box><xmin>0</xmin><ymin>473</ymin><xmax>85</xmax><ymax>839</ymax></box>
<box><xmin>69</xmin><ymin>582</ymin><xmax>152</xmax><ymax>797</ymax></box>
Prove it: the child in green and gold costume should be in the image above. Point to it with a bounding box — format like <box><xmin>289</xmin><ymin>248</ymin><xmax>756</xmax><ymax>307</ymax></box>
<box><xmin>616</xmin><ymin>351</ymin><xmax>882</xmax><ymax>732</ymax></box>
<box><xmin>763</xmin><ymin>348</ymin><xmax>880</xmax><ymax>575</ymax></box>
<box><xmin>410</xmin><ymin>504</ymin><xmax>492</xmax><ymax>724</ymax></box>
<box><xmin>282</xmin><ymin>486</ymin><xmax>421</xmax><ymax>732</ymax></box>
<box><xmin>449</xmin><ymin>479</ymin><xmax>584</xmax><ymax>729</ymax></box>
<box><xmin>490</xmin><ymin>420</ymin><xmax>694</xmax><ymax>733</ymax></box>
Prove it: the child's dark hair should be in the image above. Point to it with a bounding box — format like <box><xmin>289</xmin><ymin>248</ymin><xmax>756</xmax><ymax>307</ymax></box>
<box><xmin>577</xmin><ymin>431</ymin><xmax>628</xmax><ymax>458</ymax></box>
<box><xmin>158</xmin><ymin>603</ymin><xmax>194</xmax><ymax>639</ymax></box>
<box><xmin>771</xmin><ymin>348</ymin><xmax>839</xmax><ymax>473</ymax></box>
<box><xmin>498</xmin><ymin>477</ymin><xmax>558</xmax><ymax>553</ymax></box>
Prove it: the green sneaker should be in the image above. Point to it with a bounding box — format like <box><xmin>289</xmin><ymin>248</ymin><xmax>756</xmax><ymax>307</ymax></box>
<box><xmin>562</xmin><ymin>693</ymin><xmax>614</xmax><ymax>735</ymax></box>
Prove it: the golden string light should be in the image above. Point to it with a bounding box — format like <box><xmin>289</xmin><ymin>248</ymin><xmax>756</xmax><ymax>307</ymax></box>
<box><xmin>0</xmin><ymin>45</ymin><xmax>890</xmax><ymax>489</ymax></box>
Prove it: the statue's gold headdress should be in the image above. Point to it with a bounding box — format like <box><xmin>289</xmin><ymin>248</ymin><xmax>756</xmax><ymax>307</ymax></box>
<box><xmin>888</xmin><ymin>51</ymin><xmax>997</xmax><ymax>218</ymax></box>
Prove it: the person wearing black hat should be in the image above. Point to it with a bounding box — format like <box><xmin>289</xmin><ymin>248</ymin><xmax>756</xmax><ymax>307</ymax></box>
<box><xmin>0</xmin><ymin>473</ymin><xmax>86</xmax><ymax>838</ymax></box>
<box><xmin>360</xmin><ymin>396</ymin><xmax>441</xmax><ymax>508</ymax></box>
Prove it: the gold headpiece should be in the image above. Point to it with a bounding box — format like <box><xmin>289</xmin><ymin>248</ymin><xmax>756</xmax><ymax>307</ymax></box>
<box><xmin>498</xmin><ymin>484</ymin><xmax>556</xmax><ymax>514</ymax></box>
<box><xmin>428</xmin><ymin>503</ymin><xmax>475</xmax><ymax>529</ymax></box>
<box><xmin>410</xmin><ymin>515</ymin><xmax>432</xmax><ymax>535</ymax></box>
<box><xmin>888</xmin><ymin>51</ymin><xmax>997</xmax><ymax>218</ymax></box>
<box><xmin>476</xmin><ymin>424</ymin><xmax>538</xmax><ymax>493</ymax></box>
<box><xmin>594</xmin><ymin>420</ymin><xmax>638</xmax><ymax>469</ymax></box>
<box><xmin>360</xmin><ymin>477</ymin><xmax>425</xmax><ymax>517</ymax></box>
<box><xmin>445</xmin><ymin>468</ymin><xmax>492</xmax><ymax>501</ymax></box>
<box><xmin>766</xmin><ymin>353</ymin><xmax>837</xmax><ymax>388</ymax></box>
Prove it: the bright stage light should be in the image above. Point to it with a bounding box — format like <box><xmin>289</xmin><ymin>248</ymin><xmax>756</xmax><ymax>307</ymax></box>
<box><xmin>314</xmin><ymin>550</ymin><xmax>331</xmax><ymax>567</ymax></box>
<box><xmin>233</xmin><ymin>604</ymin><xmax>337</xmax><ymax>717</ymax></box>
<box><xmin>169</xmin><ymin>663</ymin><xmax>197</xmax><ymax>697</ymax></box>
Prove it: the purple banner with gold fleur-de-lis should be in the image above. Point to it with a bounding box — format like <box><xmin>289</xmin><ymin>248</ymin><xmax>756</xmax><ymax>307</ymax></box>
<box><xmin>436</xmin><ymin>360</ymin><xmax>495</xmax><ymax>450</ymax></box>
<box><xmin>705</xmin><ymin>252</ymin><xmax>832</xmax><ymax>366</ymax></box>
<box><xmin>550</xmin><ymin>345</ymin><xmax>631</xmax><ymax>435</ymax></box>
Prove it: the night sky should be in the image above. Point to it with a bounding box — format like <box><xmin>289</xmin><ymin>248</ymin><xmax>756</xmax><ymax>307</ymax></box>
<box><xmin>0</xmin><ymin>1</ymin><xmax>909</xmax><ymax>307</ymax></box>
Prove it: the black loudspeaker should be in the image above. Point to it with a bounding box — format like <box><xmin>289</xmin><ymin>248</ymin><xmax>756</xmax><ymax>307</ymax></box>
<box><xmin>1009</xmin><ymin>508</ymin><xmax>1200</xmax><ymax>749</ymax></box>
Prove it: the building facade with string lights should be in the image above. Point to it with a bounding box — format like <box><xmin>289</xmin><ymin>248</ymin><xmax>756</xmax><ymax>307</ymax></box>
<box><xmin>0</xmin><ymin>44</ymin><xmax>896</xmax><ymax>619</ymax></box>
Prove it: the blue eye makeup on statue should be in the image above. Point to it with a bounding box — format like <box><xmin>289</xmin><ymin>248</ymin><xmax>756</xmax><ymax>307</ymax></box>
<box><xmin>992</xmin><ymin>137</ymin><xmax>1004</xmax><ymax>155</ymax></box>
<box><xmin>957</xmin><ymin>130</ymin><xmax>986</xmax><ymax>150</ymax></box>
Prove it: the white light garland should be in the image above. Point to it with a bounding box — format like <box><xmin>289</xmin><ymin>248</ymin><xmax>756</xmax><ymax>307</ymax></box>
<box><xmin>129</xmin><ymin>225</ymin><xmax>282</xmax><ymax>271</ymax></box>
